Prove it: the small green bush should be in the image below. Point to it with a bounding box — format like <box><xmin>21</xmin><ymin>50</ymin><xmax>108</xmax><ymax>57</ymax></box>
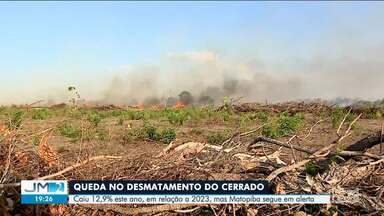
<box><xmin>88</xmin><ymin>112</ymin><xmax>102</xmax><ymax>127</ymax></box>
<box><xmin>206</xmin><ymin>132</ymin><xmax>228</xmax><ymax>145</ymax></box>
<box><xmin>221</xmin><ymin>111</ymin><xmax>231</xmax><ymax>122</ymax></box>
<box><xmin>57</xmin><ymin>123</ymin><xmax>81</xmax><ymax>139</ymax></box>
<box><xmin>167</xmin><ymin>110</ymin><xmax>188</xmax><ymax>126</ymax></box>
<box><xmin>262</xmin><ymin>125</ymin><xmax>279</xmax><ymax>138</ymax></box>
<box><xmin>261</xmin><ymin>112</ymin><xmax>304</xmax><ymax>138</ymax></box>
<box><xmin>330</xmin><ymin>109</ymin><xmax>357</xmax><ymax>128</ymax></box>
<box><xmin>304</xmin><ymin>162</ymin><xmax>319</xmax><ymax>176</ymax></box>
<box><xmin>254</xmin><ymin>112</ymin><xmax>269</xmax><ymax>122</ymax></box>
<box><xmin>8</xmin><ymin>110</ymin><xmax>24</xmax><ymax>129</ymax></box>
<box><xmin>238</xmin><ymin>114</ymin><xmax>252</xmax><ymax>128</ymax></box>
<box><xmin>128</xmin><ymin>124</ymin><xmax>176</xmax><ymax>144</ymax></box>
<box><xmin>126</xmin><ymin>110</ymin><xmax>145</xmax><ymax>120</ymax></box>
<box><xmin>185</xmin><ymin>108</ymin><xmax>204</xmax><ymax>125</ymax></box>
<box><xmin>277</xmin><ymin>112</ymin><xmax>304</xmax><ymax>136</ymax></box>
<box><xmin>144</xmin><ymin>124</ymin><xmax>159</xmax><ymax>141</ymax></box>
<box><xmin>108</xmin><ymin>110</ymin><xmax>125</xmax><ymax>118</ymax></box>
<box><xmin>159</xmin><ymin>128</ymin><xmax>176</xmax><ymax>144</ymax></box>
<box><xmin>362</xmin><ymin>109</ymin><xmax>383</xmax><ymax>119</ymax></box>
<box><xmin>31</xmin><ymin>108</ymin><xmax>52</xmax><ymax>120</ymax></box>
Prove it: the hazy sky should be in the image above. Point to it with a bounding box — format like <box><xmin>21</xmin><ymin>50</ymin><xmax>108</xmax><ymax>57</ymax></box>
<box><xmin>1</xmin><ymin>2</ymin><xmax>384</xmax><ymax>104</ymax></box>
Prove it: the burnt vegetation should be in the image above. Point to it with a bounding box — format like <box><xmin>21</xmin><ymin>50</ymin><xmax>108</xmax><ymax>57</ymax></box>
<box><xmin>1</xmin><ymin>99</ymin><xmax>384</xmax><ymax>215</ymax></box>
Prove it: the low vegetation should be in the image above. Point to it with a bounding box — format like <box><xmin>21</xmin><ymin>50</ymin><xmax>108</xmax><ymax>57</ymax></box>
<box><xmin>1</xmin><ymin>103</ymin><xmax>382</xmax><ymax>147</ymax></box>
<box><xmin>8</xmin><ymin>110</ymin><xmax>24</xmax><ymax>129</ymax></box>
<box><xmin>122</xmin><ymin>124</ymin><xmax>176</xmax><ymax>144</ymax></box>
<box><xmin>206</xmin><ymin>131</ymin><xmax>230</xmax><ymax>145</ymax></box>
<box><xmin>330</xmin><ymin>108</ymin><xmax>358</xmax><ymax>128</ymax></box>
<box><xmin>87</xmin><ymin>112</ymin><xmax>102</xmax><ymax>127</ymax></box>
<box><xmin>57</xmin><ymin>122</ymin><xmax>81</xmax><ymax>140</ymax></box>
<box><xmin>31</xmin><ymin>108</ymin><xmax>52</xmax><ymax>120</ymax></box>
<box><xmin>262</xmin><ymin>112</ymin><xmax>304</xmax><ymax>138</ymax></box>
<box><xmin>2</xmin><ymin>101</ymin><xmax>384</xmax><ymax>215</ymax></box>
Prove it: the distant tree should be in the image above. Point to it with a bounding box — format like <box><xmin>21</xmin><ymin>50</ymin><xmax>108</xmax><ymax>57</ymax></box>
<box><xmin>178</xmin><ymin>91</ymin><xmax>194</xmax><ymax>105</ymax></box>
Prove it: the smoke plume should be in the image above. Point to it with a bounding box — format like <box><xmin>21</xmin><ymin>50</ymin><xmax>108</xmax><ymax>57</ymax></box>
<box><xmin>100</xmin><ymin>45</ymin><xmax>384</xmax><ymax>106</ymax></box>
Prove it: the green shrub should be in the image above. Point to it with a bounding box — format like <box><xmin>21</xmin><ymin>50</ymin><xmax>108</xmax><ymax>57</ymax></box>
<box><xmin>126</xmin><ymin>110</ymin><xmax>145</xmax><ymax>120</ymax></box>
<box><xmin>167</xmin><ymin>110</ymin><xmax>188</xmax><ymax>126</ymax></box>
<box><xmin>159</xmin><ymin>128</ymin><xmax>176</xmax><ymax>144</ymax></box>
<box><xmin>88</xmin><ymin>112</ymin><xmax>102</xmax><ymax>127</ymax></box>
<box><xmin>262</xmin><ymin>125</ymin><xmax>279</xmax><ymax>138</ymax></box>
<box><xmin>221</xmin><ymin>111</ymin><xmax>231</xmax><ymax>122</ymax></box>
<box><xmin>32</xmin><ymin>108</ymin><xmax>52</xmax><ymax>120</ymax></box>
<box><xmin>122</xmin><ymin>126</ymin><xmax>146</xmax><ymax>144</ymax></box>
<box><xmin>331</xmin><ymin>109</ymin><xmax>346</xmax><ymax>128</ymax></box>
<box><xmin>144</xmin><ymin>124</ymin><xmax>159</xmax><ymax>141</ymax></box>
<box><xmin>185</xmin><ymin>108</ymin><xmax>204</xmax><ymax>125</ymax></box>
<box><xmin>8</xmin><ymin>110</ymin><xmax>24</xmax><ymax>129</ymax></box>
<box><xmin>80</xmin><ymin>127</ymin><xmax>109</xmax><ymax>141</ymax></box>
<box><xmin>277</xmin><ymin>112</ymin><xmax>304</xmax><ymax>136</ymax></box>
<box><xmin>303</xmin><ymin>204</ymin><xmax>321</xmax><ymax>214</ymax></box>
<box><xmin>123</xmin><ymin>109</ymin><xmax>160</xmax><ymax>121</ymax></box>
<box><xmin>330</xmin><ymin>108</ymin><xmax>358</xmax><ymax>128</ymax></box>
<box><xmin>57</xmin><ymin>123</ymin><xmax>81</xmax><ymax>139</ymax></box>
<box><xmin>261</xmin><ymin>113</ymin><xmax>304</xmax><ymax>138</ymax></box>
<box><xmin>363</xmin><ymin>109</ymin><xmax>383</xmax><ymax>119</ymax></box>
<box><xmin>238</xmin><ymin>114</ymin><xmax>253</xmax><ymax>128</ymax></box>
<box><xmin>108</xmin><ymin>110</ymin><xmax>125</xmax><ymax>118</ymax></box>
<box><xmin>206</xmin><ymin>132</ymin><xmax>229</xmax><ymax>145</ymax></box>
<box><xmin>304</xmin><ymin>162</ymin><xmax>319</xmax><ymax>176</ymax></box>
<box><xmin>128</xmin><ymin>124</ymin><xmax>176</xmax><ymax>144</ymax></box>
<box><xmin>254</xmin><ymin>111</ymin><xmax>269</xmax><ymax>122</ymax></box>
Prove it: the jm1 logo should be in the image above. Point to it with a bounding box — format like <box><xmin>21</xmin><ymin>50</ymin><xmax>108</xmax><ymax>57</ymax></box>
<box><xmin>24</xmin><ymin>182</ymin><xmax>65</xmax><ymax>193</ymax></box>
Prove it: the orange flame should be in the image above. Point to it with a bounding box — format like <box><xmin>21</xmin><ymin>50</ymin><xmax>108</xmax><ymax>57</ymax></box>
<box><xmin>173</xmin><ymin>101</ymin><xmax>186</xmax><ymax>109</ymax></box>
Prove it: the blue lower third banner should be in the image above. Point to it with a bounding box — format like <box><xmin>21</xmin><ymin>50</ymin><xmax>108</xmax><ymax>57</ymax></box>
<box><xmin>67</xmin><ymin>194</ymin><xmax>331</xmax><ymax>204</ymax></box>
<box><xmin>21</xmin><ymin>195</ymin><xmax>68</xmax><ymax>204</ymax></box>
<box><xmin>21</xmin><ymin>180</ymin><xmax>69</xmax><ymax>204</ymax></box>
<box><xmin>21</xmin><ymin>180</ymin><xmax>331</xmax><ymax>204</ymax></box>
<box><xmin>69</xmin><ymin>180</ymin><xmax>270</xmax><ymax>195</ymax></box>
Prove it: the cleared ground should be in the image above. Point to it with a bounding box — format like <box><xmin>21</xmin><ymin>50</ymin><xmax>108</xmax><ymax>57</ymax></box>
<box><xmin>1</xmin><ymin>102</ymin><xmax>384</xmax><ymax>215</ymax></box>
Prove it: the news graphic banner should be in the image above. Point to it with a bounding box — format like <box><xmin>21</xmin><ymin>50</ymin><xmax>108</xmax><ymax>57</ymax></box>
<box><xmin>21</xmin><ymin>180</ymin><xmax>331</xmax><ymax>204</ymax></box>
<box><xmin>21</xmin><ymin>180</ymin><xmax>68</xmax><ymax>204</ymax></box>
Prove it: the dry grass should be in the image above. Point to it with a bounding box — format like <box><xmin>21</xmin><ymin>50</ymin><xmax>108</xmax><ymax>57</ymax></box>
<box><xmin>1</xmin><ymin>102</ymin><xmax>384</xmax><ymax>215</ymax></box>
